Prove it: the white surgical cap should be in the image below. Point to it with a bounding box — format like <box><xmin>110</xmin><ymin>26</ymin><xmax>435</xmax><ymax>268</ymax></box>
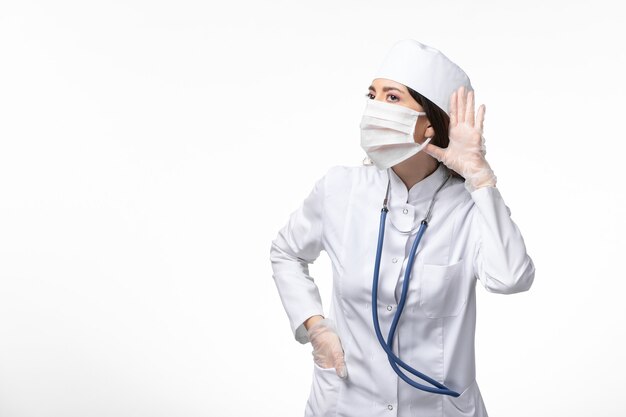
<box><xmin>373</xmin><ymin>39</ymin><xmax>473</xmax><ymax>116</ymax></box>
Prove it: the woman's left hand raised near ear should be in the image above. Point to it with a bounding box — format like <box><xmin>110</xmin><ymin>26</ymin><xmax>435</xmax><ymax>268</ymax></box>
<box><xmin>423</xmin><ymin>85</ymin><xmax>497</xmax><ymax>193</ymax></box>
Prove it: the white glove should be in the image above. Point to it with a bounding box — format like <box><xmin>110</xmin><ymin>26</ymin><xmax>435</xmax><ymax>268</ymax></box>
<box><xmin>307</xmin><ymin>318</ymin><xmax>348</xmax><ymax>378</ymax></box>
<box><xmin>424</xmin><ymin>85</ymin><xmax>497</xmax><ymax>193</ymax></box>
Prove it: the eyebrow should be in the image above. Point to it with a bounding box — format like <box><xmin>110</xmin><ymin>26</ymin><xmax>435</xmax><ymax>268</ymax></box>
<box><xmin>368</xmin><ymin>85</ymin><xmax>405</xmax><ymax>94</ymax></box>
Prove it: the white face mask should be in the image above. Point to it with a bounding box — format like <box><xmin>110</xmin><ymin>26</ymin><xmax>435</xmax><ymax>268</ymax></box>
<box><xmin>360</xmin><ymin>98</ymin><xmax>432</xmax><ymax>170</ymax></box>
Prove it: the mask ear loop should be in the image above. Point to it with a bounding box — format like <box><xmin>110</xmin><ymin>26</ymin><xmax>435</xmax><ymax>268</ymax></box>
<box><xmin>412</xmin><ymin>111</ymin><xmax>431</xmax><ymax>148</ymax></box>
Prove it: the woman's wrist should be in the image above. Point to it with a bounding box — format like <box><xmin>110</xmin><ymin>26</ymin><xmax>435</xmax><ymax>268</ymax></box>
<box><xmin>304</xmin><ymin>315</ymin><xmax>325</xmax><ymax>331</ymax></box>
<box><xmin>465</xmin><ymin>165</ymin><xmax>497</xmax><ymax>193</ymax></box>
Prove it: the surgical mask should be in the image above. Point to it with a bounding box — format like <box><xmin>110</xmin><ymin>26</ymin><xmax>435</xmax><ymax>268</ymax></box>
<box><xmin>360</xmin><ymin>98</ymin><xmax>432</xmax><ymax>170</ymax></box>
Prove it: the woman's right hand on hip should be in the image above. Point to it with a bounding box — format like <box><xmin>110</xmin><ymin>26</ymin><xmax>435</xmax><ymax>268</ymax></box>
<box><xmin>306</xmin><ymin>318</ymin><xmax>348</xmax><ymax>379</ymax></box>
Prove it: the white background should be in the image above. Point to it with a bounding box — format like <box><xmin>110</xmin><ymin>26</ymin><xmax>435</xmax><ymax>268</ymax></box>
<box><xmin>1</xmin><ymin>0</ymin><xmax>624</xmax><ymax>416</ymax></box>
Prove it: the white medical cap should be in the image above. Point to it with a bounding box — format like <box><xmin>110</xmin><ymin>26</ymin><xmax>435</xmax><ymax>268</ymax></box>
<box><xmin>373</xmin><ymin>39</ymin><xmax>473</xmax><ymax>116</ymax></box>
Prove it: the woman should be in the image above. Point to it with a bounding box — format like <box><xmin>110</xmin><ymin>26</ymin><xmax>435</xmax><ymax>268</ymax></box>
<box><xmin>269</xmin><ymin>39</ymin><xmax>535</xmax><ymax>417</ymax></box>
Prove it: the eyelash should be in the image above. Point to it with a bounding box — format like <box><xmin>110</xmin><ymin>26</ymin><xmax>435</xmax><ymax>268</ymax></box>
<box><xmin>365</xmin><ymin>92</ymin><xmax>399</xmax><ymax>102</ymax></box>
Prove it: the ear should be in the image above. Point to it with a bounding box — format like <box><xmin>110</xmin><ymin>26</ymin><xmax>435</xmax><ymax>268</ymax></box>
<box><xmin>424</xmin><ymin>125</ymin><xmax>436</xmax><ymax>139</ymax></box>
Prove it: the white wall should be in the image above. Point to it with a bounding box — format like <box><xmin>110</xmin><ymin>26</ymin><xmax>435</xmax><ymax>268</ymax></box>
<box><xmin>0</xmin><ymin>0</ymin><xmax>624</xmax><ymax>416</ymax></box>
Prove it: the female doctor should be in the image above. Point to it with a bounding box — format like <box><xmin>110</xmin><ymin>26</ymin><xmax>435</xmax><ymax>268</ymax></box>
<box><xmin>269</xmin><ymin>39</ymin><xmax>535</xmax><ymax>417</ymax></box>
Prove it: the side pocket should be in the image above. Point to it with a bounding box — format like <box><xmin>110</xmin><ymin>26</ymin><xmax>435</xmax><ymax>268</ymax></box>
<box><xmin>442</xmin><ymin>379</ymin><xmax>485</xmax><ymax>416</ymax></box>
<box><xmin>419</xmin><ymin>258</ymin><xmax>467</xmax><ymax>318</ymax></box>
<box><xmin>304</xmin><ymin>362</ymin><xmax>341</xmax><ymax>417</ymax></box>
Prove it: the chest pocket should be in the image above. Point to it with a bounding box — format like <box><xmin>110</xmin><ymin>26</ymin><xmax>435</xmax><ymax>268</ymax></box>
<box><xmin>419</xmin><ymin>258</ymin><xmax>468</xmax><ymax>318</ymax></box>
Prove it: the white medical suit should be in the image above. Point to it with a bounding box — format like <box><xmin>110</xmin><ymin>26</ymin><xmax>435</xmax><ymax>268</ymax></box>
<box><xmin>269</xmin><ymin>162</ymin><xmax>535</xmax><ymax>417</ymax></box>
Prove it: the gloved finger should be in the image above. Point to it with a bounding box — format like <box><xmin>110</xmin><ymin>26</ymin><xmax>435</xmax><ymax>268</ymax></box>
<box><xmin>466</xmin><ymin>90</ymin><xmax>475</xmax><ymax>128</ymax></box>
<box><xmin>423</xmin><ymin>142</ymin><xmax>444</xmax><ymax>162</ymax></box>
<box><xmin>333</xmin><ymin>354</ymin><xmax>348</xmax><ymax>379</ymax></box>
<box><xmin>449</xmin><ymin>90</ymin><xmax>457</xmax><ymax>126</ymax></box>
<box><xmin>477</xmin><ymin>104</ymin><xmax>486</xmax><ymax>131</ymax></box>
<box><xmin>457</xmin><ymin>86</ymin><xmax>466</xmax><ymax>124</ymax></box>
<box><xmin>335</xmin><ymin>362</ymin><xmax>348</xmax><ymax>378</ymax></box>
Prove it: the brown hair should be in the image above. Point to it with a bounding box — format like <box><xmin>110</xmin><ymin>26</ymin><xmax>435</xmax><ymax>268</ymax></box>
<box><xmin>405</xmin><ymin>85</ymin><xmax>464</xmax><ymax>181</ymax></box>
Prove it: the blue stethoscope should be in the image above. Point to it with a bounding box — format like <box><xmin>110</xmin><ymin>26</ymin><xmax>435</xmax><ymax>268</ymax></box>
<box><xmin>371</xmin><ymin>168</ymin><xmax>461</xmax><ymax>397</ymax></box>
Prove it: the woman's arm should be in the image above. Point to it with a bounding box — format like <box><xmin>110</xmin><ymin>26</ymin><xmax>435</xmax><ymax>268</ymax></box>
<box><xmin>424</xmin><ymin>85</ymin><xmax>535</xmax><ymax>293</ymax></box>
<box><xmin>469</xmin><ymin>186</ymin><xmax>536</xmax><ymax>294</ymax></box>
<box><xmin>269</xmin><ymin>171</ymin><xmax>328</xmax><ymax>344</ymax></box>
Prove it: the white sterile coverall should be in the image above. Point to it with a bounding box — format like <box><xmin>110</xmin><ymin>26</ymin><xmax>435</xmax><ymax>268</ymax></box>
<box><xmin>269</xmin><ymin>161</ymin><xmax>535</xmax><ymax>417</ymax></box>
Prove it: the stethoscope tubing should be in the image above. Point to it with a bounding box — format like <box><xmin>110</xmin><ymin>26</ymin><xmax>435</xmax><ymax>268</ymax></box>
<box><xmin>371</xmin><ymin>169</ymin><xmax>460</xmax><ymax>397</ymax></box>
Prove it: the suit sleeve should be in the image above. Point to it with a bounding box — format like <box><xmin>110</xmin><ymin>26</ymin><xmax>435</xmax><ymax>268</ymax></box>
<box><xmin>269</xmin><ymin>171</ymin><xmax>328</xmax><ymax>344</ymax></box>
<box><xmin>469</xmin><ymin>186</ymin><xmax>536</xmax><ymax>294</ymax></box>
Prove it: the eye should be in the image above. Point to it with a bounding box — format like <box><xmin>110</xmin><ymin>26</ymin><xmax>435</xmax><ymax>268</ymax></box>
<box><xmin>387</xmin><ymin>94</ymin><xmax>399</xmax><ymax>102</ymax></box>
<box><xmin>365</xmin><ymin>92</ymin><xmax>375</xmax><ymax>99</ymax></box>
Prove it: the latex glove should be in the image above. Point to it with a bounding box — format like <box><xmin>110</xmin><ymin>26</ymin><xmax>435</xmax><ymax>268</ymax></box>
<box><xmin>424</xmin><ymin>85</ymin><xmax>497</xmax><ymax>193</ymax></box>
<box><xmin>307</xmin><ymin>318</ymin><xmax>348</xmax><ymax>378</ymax></box>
